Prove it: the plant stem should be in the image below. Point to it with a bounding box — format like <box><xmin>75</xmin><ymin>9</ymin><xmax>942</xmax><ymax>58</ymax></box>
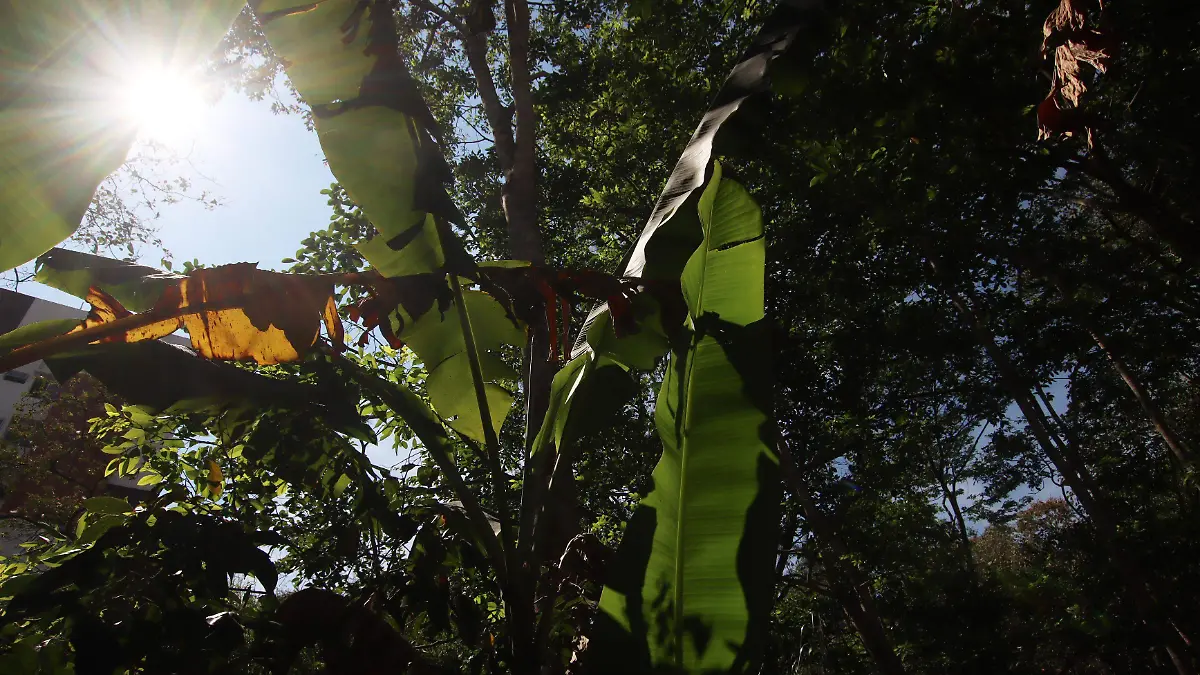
<box><xmin>449</xmin><ymin>275</ymin><xmax>516</xmax><ymax>557</ymax></box>
<box><xmin>451</xmin><ymin>273</ymin><xmax>540</xmax><ymax>671</ymax></box>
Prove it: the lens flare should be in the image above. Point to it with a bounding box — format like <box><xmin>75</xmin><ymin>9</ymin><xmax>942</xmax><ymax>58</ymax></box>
<box><xmin>115</xmin><ymin>63</ymin><xmax>210</xmax><ymax>146</ymax></box>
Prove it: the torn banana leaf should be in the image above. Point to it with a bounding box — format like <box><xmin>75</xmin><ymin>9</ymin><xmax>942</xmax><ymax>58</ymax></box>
<box><xmin>591</xmin><ymin>163</ymin><xmax>781</xmax><ymax>673</ymax></box>
<box><xmin>255</xmin><ymin>0</ymin><xmax>464</xmax><ymax>277</ymax></box>
<box><xmin>36</xmin><ymin>247</ymin><xmax>185</xmax><ymax>312</ymax></box>
<box><xmin>1</xmin><ymin>260</ymin><xmax>344</xmax><ymax>372</ymax></box>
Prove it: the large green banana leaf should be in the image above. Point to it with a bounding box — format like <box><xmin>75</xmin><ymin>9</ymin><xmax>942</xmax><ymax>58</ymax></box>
<box><xmin>254</xmin><ymin>0</ymin><xmax>461</xmax><ymax>277</ymax></box>
<box><xmin>255</xmin><ymin>2</ymin><xmax>518</xmax><ymax>439</ymax></box>
<box><xmin>569</xmin><ymin>0</ymin><xmax>821</xmax><ymax>358</ymax></box>
<box><xmin>0</xmin><ymin>1</ymin><xmax>244</xmax><ymax>273</ymax></box>
<box><xmin>530</xmin><ymin>291</ymin><xmax>672</xmax><ymax>461</ymax></box>
<box><xmin>590</xmin><ymin>163</ymin><xmax>780</xmax><ymax>673</ymax></box>
<box><xmin>402</xmin><ymin>288</ymin><xmax>524</xmax><ymax>443</ymax></box>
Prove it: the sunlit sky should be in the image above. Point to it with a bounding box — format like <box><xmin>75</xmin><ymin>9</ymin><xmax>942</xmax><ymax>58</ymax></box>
<box><xmin>22</xmin><ymin>81</ymin><xmax>335</xmax><ymax>305</ymax></box>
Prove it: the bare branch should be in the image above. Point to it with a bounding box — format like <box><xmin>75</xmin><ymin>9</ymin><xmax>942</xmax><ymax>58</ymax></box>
<box><xmin>408</xmin><ymin>0</ymin><xmax>464</xmax><ymax>31</ymax></box>
<box><xmin>0</xmin><ymin>512</ymin><xmax>69</xmax><ymax>538</ymax></box>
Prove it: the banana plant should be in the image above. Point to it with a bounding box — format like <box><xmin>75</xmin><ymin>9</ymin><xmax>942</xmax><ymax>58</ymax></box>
<box><xmin>0</xmin><ymin>1</ymin><xmax>822</xmax><ymax>673</ymax></box>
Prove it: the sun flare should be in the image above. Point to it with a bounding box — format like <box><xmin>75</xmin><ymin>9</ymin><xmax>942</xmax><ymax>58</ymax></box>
<box><xmin>116</xmin><ymin>64</ymin><xmax>210</xmax><ymax>146</ymax></box>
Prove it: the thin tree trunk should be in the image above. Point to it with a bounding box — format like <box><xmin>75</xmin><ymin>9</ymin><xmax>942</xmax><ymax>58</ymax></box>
<box><xmin>941</xmin><ymin>288</ymin><xmax>1197</xmax><ymax>675</ymax></box>
<box><xmin>454</xmin><ymin>5</ymin><xmax>548</xmax><ymax>671</ymax></box>
<box><xmin>935</xmin><ymin>465</ymin><xmax>974</xmax><ymax>565</ymax></box>
<box><xmin>457</xmin><ymin>0</ymin><xmax>543</xmax><ymax>264</ymax></box>
<box><xmin>775</xmin><ymin>509</ymin><xmax>800</xmax><ymax>603</ymax></box>
<box><xmin>1038</xmin><ymin>268</ymin><xmax>1197</xmax><ymax>470</ymax></box>
<box><xmin>457</xmin><ymin>5</ymin><xmax>556</xmax><ymax>671</ymax></box>
<box><xmin>1090</xmin><ymin>326</ymin><xmax>1196</xmax><ymax>467</ymax></box>
<box><xmin>779</xmin><ymin>442</ymin><xmax>908</xmax><ymax>675</ymax></box>
<box><xmin>501</xmin><ymin>0</ymin><xmax>542</xmax><ymax>265</ymax></box>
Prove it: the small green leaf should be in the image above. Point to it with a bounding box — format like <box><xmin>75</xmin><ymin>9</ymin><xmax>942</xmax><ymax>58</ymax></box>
<box><xmin>333</xmin><ymin>473</ymin><xmax>352</xmax><ymax>497</ymax></box>
<box><xmin>82</xmin><ymin>496</ymin><xmax>132</xmax><ymax>515</ymax></box>
<box><xmin>77</xmin><ymin>514</ymin><xmax>125</xmax><ymax>545</ymax></box>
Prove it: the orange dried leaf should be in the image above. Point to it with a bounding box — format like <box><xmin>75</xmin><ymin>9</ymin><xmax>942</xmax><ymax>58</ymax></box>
<box><xmin>67</xmin><ymin>264</ymin><xmax>344</xmax><ymax>365</ymax></box>
<box><xmin>207</xmin><ymin>459</ymin><xmax>224</xmax><ymax>497</ymax></box>
<box><xmin>71</xmin><ymin>287</ymin><xmax>182</xmax><ymax>342</ymax></box>
<box><xmin>170</xmin><ymin>264</ymin><xmax>337</xmax><ymax>363</ymax></box>
<box><xmin>1038</xmin><ymin>0</ymin><xmax>1115</xmax><ymax>121</ymax></box>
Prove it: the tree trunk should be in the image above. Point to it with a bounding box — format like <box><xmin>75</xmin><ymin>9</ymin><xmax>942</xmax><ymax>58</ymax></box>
<box><xmin>1089</xmin><ymin>325</ymin><xmax>1196</xmax><ymax>468</ymax></box>
<box><xmin>779</xmin><ymin>442</ymin><xmax>907</xmax><ymax>675</ymax></box>
<box><xmin>775</xmin><ymin>508</ymin><xmax>800</xmax><ymax>601</ymax></box>
<box><xmin>1039</xmin><ymin>270</ymin><xmax>1198</xmax><ymax>469</ymax></box>
<box><xmin>943</xmin><ymin>289</ymin><xmax>1198</xmax><ymax>675</ymax></box>
<box><xmin>934</xmin><ymin>466</ymin><xmax>974</xmax><ymax>567</ymax></box>
<box><xmin>459</xmin><ymin>5</ymin><xmax>552</xmax><ymax>672</ymax></box>
<box><xmin>501</xmin><ymin>0</ymin><xmax>542</xmax><ymax>265</ymax></box>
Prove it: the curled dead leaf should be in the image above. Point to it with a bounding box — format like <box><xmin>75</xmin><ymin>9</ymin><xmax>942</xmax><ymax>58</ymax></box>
<box><xmin>69</xmin><ymin>264</ymin><xmax>344</xmax><ymax>365</ymax></box>
<box><xmin>1037</xmin><ymin>0</ymin><xmax>1115</xmax><ymax>142</ymax></box>
<box><xmin>207</xmin><ymin>460</ymin><xmax>224</xmax><ymax>498</ymax></box>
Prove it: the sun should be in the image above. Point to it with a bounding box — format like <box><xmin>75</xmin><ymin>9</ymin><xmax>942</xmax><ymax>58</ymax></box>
<box><xmin>116</xmin><ymin>63</ymin><xmax>211</xmax><ymax>146</ymax></box>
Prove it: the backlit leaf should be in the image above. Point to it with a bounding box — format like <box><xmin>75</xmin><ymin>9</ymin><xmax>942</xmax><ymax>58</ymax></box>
<box><xmin>570</xmin><ymin>0</ymin><xmax>821</xmax><ymax>356</ymax></box>
<box><xmin>5</xmin><ymin>262</ymin><xmax>346</xmax><ymax>370</ymax></box>
<box><xmin>0</xmin><ymin>318</ymin><xmax>79</xmax><ymax>355</ymax></box>
<box><xmin>256</xmin><ymin>0</ymin><xmax>461</xmax><ymax>277</ymax></box>
<box><xmin>82</xmin><ymin>496</ymin><xmax>132</xmax><ymax>515</ymax></box>
<box><xmin>591</xmin><ymin>164</ymin><xmax>781</xmax><ymax>673</ymax></box>
<box><xmin>207</xmin><ymin>460</ymin><xmax>224</xmax><ymax>497</ymax></box>
<box><xmin>403</xmin><ymin>289</ymin><xmax>524</xmax><ymax>441</ymax></box>
<box><xmin>36</xmin><ymin>247</ymin><xmax>185</xmax><ymax>312</ymax></box>
<box><xmin>0</xmin><ymin>1</ymin><xmax>245</xmax><ymax>272</ymax></box>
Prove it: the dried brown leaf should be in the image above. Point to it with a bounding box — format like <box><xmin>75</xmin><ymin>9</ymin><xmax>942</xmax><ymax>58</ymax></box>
<box><xmin>71</xmin><ymin>264</ymin><xmax>343</xmax><ymax>364</ymax></box>
<box><xmin>1037</xmin><ymin>0</ymin><xmax>1115</xmax><ymax>140</ymax></box>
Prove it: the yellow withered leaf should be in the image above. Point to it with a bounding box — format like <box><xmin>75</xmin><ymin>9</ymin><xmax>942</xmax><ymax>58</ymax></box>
<box><xmin>207</xmin><ymin>460</ymin><xmax>224</xmax><ymax>498</ymax></box>
<box><xmin>68</xmin><ymin>264</ymin><xmax>344</xmax><ymax>365</ymax></box>
<box><xmin>73</xmin><ymin>287</ymin><xmax>183</xmax><ymax>343</ymax></box>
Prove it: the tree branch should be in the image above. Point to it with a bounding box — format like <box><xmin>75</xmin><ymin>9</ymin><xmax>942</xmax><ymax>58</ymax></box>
<box><xmin>408</xmin><ymin>0</ymin><xmax>463</xmax><ymax>31</ymax></box>
<box><xmin>462</xmin><ymin>27</ymin><xmax>517</xmax><ymax>173</ymax></box>
<box><xmin>0</xmin><ymin>512</ymin><xmax>69</xmax><ymax>538</ymax></box>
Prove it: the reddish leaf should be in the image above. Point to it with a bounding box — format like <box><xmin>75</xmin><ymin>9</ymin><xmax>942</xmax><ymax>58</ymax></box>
<box><xmin>1038</xmin><ymin>0</ymin><xmax>1116</xmax><ymax>137</ymax></box>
